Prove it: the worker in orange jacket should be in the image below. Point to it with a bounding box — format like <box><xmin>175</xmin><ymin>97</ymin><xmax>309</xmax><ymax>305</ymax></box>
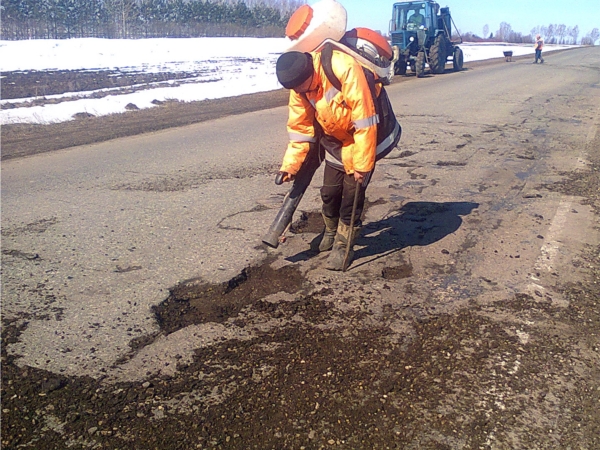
<box><xmin>275</xmin><ymin>49</ymin><xmax>379</xmax><ymax>270</ymax></box>
<box><xmin>534</xmin><ymin>34</ymin><xmax>545</xmax><ymax>64</ymax></box>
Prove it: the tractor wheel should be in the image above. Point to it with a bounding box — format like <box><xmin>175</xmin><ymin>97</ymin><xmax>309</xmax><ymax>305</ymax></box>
<box><xmin>453</xmin><ymin>47</ymin><xmax>464</xmax><ymax>71</ymax></box>
<box><xmin>394</xmin><ymin>55</ymin><xmax>407</xmax><ymax>75</ymax></box>
<box><xmin>416</xmin><ymin>51</ymin><xmax>426</xmax><ymax>78</ymax></box>
<box><xmin>429</xmin><ymin>34</ymin><xmax>447</xmax><ymax>74</ymax></box>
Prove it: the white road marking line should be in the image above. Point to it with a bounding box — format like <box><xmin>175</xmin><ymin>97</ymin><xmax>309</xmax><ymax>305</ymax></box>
<box><xmin>587</xmin><ymin>120</ymin><xmax>598</xmax><ymax>143</ymax></box>
<box><xmin>576</xmin><ymin>114</ymin><xmax>598</xmax><ymax>169</ymax></box>
<box><xmin>527</xmin><ymin>114</ymin><xmax>598</xmax><ymax>297</ymax></box>
<box><xmin>534</xmin><ymin>201</ymin><xmax>572</xmax><ymax>273</ymax></box>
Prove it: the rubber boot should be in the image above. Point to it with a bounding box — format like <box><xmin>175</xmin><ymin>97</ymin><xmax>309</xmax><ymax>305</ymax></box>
<box><xmin>326</xmin><ymin>222</ymin><xmax>361</xmax><ymax>271</ymax></box>
<box><xmin>318</xmin><ymin>214</ymin><xmax>338</xmax><ymax>252</ymax></box>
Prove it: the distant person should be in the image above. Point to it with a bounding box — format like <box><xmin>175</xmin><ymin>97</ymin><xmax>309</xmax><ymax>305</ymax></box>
<box><xmin>534</xmin><ymin>34</ymin><xmax>545</xmax><ymax>63</ymax></box>
<box><xmin>408</xmin><ymin>9</ymin><xmax>425</xmax><ymax>27</ymax></box>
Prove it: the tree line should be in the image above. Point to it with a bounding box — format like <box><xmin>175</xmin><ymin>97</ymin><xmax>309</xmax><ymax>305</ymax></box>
<box><xmin>1</xmin><ymin>0</ymin><xmax>304</xmax><ymax>40</ymax></box>
<box><xmin>462</xmin><ymin>22</ymin><xmax>599</xmax><ymax>45</ymax></box>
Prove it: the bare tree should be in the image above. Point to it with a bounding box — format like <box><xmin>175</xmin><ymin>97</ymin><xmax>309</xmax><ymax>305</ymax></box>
<box><xmin>556</xmin><ymin>24</ymin><xmax>567</xmax><ymax>44</ymax></box>
<box><xmin>569</xmin><ymin>25</ymin><xmax>579</xmax><ymax>44</ymax></box>
<box><xmin>547</xmin><ymin>24</ymin><xmax>556</xmax><ymax>43</ymax></box>
<box><xmin>497</xmin><ymin>22</ymin><xmax>512</xmax><ymax>42</ymax></box>
<box><xmin>104</xmin><ymin>0</ymin><xmax>138</xmax><ymax>38</ymax></box>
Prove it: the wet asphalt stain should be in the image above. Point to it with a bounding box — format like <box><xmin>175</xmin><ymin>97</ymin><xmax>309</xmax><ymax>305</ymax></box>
<box><xmin>382</xmin><ymin>264</ymin><xmax>413</xmax><ymax>280</ymax></box>
<box><xmin>1</xmin><ymin>249</ymin><xmax>41</xmax><ymax>261</ymax></box>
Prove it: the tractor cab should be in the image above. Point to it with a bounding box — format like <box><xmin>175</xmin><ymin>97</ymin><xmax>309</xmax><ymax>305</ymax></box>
<box><xmin>389</xmin><ymin>0</ymin><xmax>462</xmax><ymax>78</ymax></box>
<box><xmin>392</xmin><ymin>2</ymin><xmax>436</xmax><ymax>33</ymax></box>
<box><xmin>390</xmin><ymin>1</ymin><xmax>440</xmax><ymax>52</ymax></box>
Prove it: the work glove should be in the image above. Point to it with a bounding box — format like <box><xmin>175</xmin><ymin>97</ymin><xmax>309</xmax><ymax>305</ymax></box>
<box><xmin>275</xmin><ymin>171</ymin><xmax>295</xmax><ymax>185</ymax></box>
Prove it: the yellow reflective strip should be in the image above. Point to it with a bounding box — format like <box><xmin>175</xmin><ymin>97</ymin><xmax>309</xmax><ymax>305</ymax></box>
<box><xmin>289</xmin><ymin>132</ymin><xmax>316</xmax><ymax>143</ymax></box>
<box><xmin>325</xmin><ymin>152</ymin><xmax>343</xmax><ymax>165</ymax></box>
<box><xmin>354</xmin><ymin>114</ymin><xmax>379</xmax><ymax>130</ymax></box>
<box><xmin>325</xmin><ymin>87</ymin><xmax>340</xmax><ymax>103</ymax></box>
<box><xmin>376</xmin><ymin>121</ymin><xmax>401</xmax><ymax>154</ymax></box>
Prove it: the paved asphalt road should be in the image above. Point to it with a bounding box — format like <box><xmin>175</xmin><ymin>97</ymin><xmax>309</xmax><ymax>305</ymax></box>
<box><xmin>2</xmin><ymin>47</ymin><xmax>599</xmax><ymax>383</ymax></box>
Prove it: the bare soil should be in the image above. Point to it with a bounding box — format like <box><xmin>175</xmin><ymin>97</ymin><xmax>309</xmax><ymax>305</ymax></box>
<box><xmin>1</xmin><ymin>69</ymin><xmax>218</xmax><ymax>101</ymax></box>
<box><xmin>1</xmin><ymin>89</ymin><xmax>291</xmax><ymax>161</ymax></box>
<box><xmin>2</xmin><ymin>49</ymin><xmax>598</xmax><ymax>449</ymax></box>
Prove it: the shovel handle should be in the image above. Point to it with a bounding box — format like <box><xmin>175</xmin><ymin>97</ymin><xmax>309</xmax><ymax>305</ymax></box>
<box><xmin>342</xmin><ymin>179</ymin><xmax>362</xmax><ymax>272</ymax></box>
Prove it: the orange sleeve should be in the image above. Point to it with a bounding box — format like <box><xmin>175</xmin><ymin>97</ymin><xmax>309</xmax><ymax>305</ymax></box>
<box><xmin>335</xmin><ymin>54</ymin><xmax>378</xmax><ymax>173</ymax></box>
<box><xmin>280</xmin><ymin>90</ymin><xmax>316</xmax><ymax>175</ymax></box>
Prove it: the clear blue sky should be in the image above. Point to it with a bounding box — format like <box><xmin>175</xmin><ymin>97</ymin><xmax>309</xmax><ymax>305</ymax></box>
<box><xmin>321</xmin><ymin>0</ymin><xmax>599</xmax><ymax>38</ymax></box>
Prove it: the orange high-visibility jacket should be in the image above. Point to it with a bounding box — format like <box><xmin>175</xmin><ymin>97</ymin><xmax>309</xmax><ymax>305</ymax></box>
<box><xmin>280</xmin><ymin>49</ymin><xmax>380</xmax><ymax>176</ymax></box>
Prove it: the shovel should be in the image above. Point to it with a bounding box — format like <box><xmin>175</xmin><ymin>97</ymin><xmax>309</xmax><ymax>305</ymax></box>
<box><xmin>342</xmin><ymin>179</ymin><xmax>361</xmax><ymax>272</ymax></box>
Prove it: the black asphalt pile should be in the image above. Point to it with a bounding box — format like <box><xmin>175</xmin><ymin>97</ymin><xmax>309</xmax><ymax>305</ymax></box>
<box><xmin>154</xmin><ymin>262</ymin><xmax>308</xmax><ymax>335</ymax></box>
<box><xmin>3</xmin><ymin>279</ymin><xmax>599</xmax><ymax>449</ymax></box>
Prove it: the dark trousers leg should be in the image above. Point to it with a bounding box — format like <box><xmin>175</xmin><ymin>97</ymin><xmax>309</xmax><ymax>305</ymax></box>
<box><xmin>321</xmin><ymin>164</ymin><xmax>343</xmax><ymax>220</ymax></box>
<box><xmin>321</xmin><ymin>164</ymin><xmax>369</xmax><ymax>227</ymax></box>
<box><xmin>340</xmin><ymin>173</ymin><xmax>367</xmax><ymax>226</ymax></box>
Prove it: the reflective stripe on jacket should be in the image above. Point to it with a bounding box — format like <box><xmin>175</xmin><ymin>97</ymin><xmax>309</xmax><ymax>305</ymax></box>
<box><xmin>280</xmin><ymin>50</ymin><xmax>379</xmax><ymax>175</ymax></box>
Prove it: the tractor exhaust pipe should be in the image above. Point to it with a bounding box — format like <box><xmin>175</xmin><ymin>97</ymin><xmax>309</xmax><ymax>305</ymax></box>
<box><xmin>262</xmin><ymin>143</ymin><xmax>323</xmax><ymax>248</ymax></box>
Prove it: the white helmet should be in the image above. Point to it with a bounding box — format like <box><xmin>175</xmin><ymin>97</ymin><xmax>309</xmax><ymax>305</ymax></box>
<box><xmin>345</xmin><ymin>37</ymin><xmax>378</xmax><ymax>60</ymax></box>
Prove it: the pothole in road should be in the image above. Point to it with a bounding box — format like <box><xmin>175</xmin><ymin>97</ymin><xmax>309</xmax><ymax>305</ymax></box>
<box><xmin>156</xmin><ymin>200</ymin><xmax>393</xmax><ymax>336</ymax></box>
<box><xmin>290</xmin><ymin>200</ymin><xmax>389</xmax><ymax>235</ymax></box>
<box><xmin>153</xmin><ymin>261</ymin><xmax>309</xmax><ymax>335</ymax></box>
<box><xmin>290</xmin><ymin>211</ymin><xmax>323</xmax><ymax>234</ymax></box>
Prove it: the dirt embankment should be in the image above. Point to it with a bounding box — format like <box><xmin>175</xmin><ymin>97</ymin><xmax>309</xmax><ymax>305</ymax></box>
<box><xmin>1</xmin><ymin>90</ymin><xmax>291</xmax><ymax>160</ymax></box>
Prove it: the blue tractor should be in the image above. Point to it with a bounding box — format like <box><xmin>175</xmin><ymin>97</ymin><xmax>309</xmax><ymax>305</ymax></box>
<box><xmin>389</xmin><ymin>0</ymin><xmax>463</xmax><ymax>78</ymax></box>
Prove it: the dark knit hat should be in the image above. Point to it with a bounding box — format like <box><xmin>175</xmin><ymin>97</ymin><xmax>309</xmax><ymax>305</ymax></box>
<box><xmin>276</xmin><ymin>52</ymin><xmax>313</xmax><ymax>89</ymax></box>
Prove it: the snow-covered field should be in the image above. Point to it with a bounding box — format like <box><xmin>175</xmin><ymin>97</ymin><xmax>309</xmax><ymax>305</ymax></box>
<box><xmin>0</xmin><ymin>38</ymin><xmax>574</xmax><ymax>125</ymax></box>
